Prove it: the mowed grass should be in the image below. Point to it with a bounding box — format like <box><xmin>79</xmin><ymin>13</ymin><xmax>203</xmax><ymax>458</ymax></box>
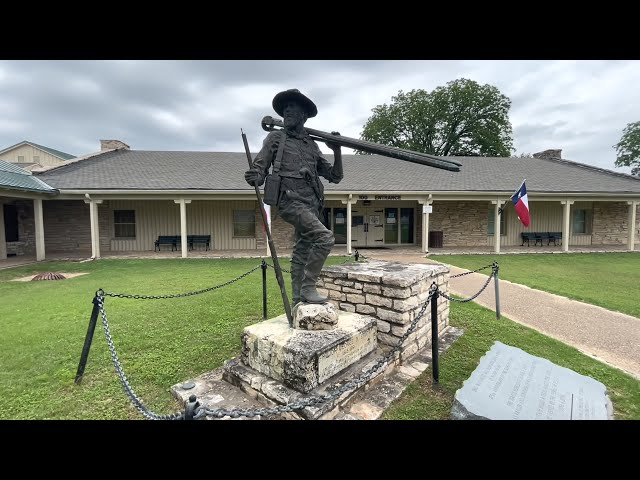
<box><xmin>432</xmin><ymin>253</ymin><xmax>640</xmax><ymax>318</ymax></box>
<box><xmin>0</xmin><ymin>256</ymin><xmax>348</xmax><ymax>419</ymax></box>
<box><xmin>1</xmin><ymin>255</ymin><xmax>638</xmax><ymax>420</ymax></box>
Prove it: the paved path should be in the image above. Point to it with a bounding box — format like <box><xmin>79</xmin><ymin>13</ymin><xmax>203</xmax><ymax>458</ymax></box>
<box><xmin>362</xmin><ymin>250</ymin><xmax>640</xmax><ymax>380</ymax></box>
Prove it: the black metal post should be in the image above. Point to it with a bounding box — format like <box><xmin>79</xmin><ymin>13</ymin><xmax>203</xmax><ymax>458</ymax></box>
<box><xmin>431</xmin><ymin>283</ymin><xmax>439</xmax><ymax>384</ymax></box>
<box><xmin>493</xmin><ymin>262</ymin><xmax>501</xmax><ymax>319</ymax></box>
<box><xmin>184</xmin><ymin>394</ymin><xmax>200</xmax><ymax>420</ymax></box>
<box><xmin>261</xmin><ymin>260</ymin><xmax>268</xmax><ymax>320</ymax></box>
<box><xmin>74</xmin><ymin>293</ymin><xmax>101</xmax><ymax>384</ymax></box>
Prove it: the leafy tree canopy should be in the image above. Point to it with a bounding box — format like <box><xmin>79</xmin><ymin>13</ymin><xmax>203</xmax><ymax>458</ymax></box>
<box><xmin>613</xmin><ymin>121</ymin><xmax>640</xmax><ymax>177</ymax></box>
<box><xmin>360</xmin><ymin>78</ymin><xmax>514</xmax><ymax>157</ymax></box>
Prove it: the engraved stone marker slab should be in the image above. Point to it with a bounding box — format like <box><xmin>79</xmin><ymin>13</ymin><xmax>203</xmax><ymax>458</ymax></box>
<box><xmin>241</xmin><ymin>311</ymin><xmax>377</xmax><ymax>393</ymax></box>
<box><xmin>451</xmin><ymin>342</ymin><xmax>613</xmax><ymax>420</ymax></box>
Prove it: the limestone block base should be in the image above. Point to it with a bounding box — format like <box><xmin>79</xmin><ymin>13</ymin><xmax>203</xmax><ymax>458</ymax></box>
<box><xmin>239</xmin><ymin>311</ymin><xmax>377</xmax><ymax>393</ymax></box>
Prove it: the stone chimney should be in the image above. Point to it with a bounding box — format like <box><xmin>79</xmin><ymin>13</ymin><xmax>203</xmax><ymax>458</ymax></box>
<box><xmin>533</xmin><ymin>149</ymin><xmax>562</xmax><ymax>160</ymax></box>
<box><xmin>100</xmin><ymin>139</ymin><xmax>130</xmax><ymax>151</ymax></box>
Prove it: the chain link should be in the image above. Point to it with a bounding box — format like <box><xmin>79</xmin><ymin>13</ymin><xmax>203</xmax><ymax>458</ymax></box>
<box><xmin>97</xmin><ymin>295</ymin><xmax>183</xmax><ymax>420</ymax></box>
<box><xmin>439</xmin><ymin>265</ymin><xmax>497</xmax><ymax>303</ymax></box>
<box><xmin>264</xmin><ymin>262</ymin><xmax>291</xmax><ymax>274</ymax></box>
<box><xmin>449</xmin><ymin>263</ymin><xmax>495</xmax><ymax>278</ymax></box>
<box><xmin>101</xmin><ymin>265</ymin><xmax>262</xmax><ymax>300</ymax></box>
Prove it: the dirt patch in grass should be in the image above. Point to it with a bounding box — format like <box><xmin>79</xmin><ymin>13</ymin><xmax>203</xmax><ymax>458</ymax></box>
<box><xmin>11</xmin><ymin>272</ymin><xmax>90</xmax><ymax>282</ymax></box>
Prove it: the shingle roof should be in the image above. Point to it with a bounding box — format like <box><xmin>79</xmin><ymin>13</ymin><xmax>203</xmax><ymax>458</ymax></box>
<box><xmin>34</xmin><ymin>149</ymin><xmax>640</xmax><ymax>194</ymax></box>
<box><xmin>0</xmin><ymin>160</ymin><xmax>58</xmax><ymax>194</ymax></box>
<box><xmin>0</xmin><ymin>141</ymin><xmax>76</xmax><ymax>160</ymax></box>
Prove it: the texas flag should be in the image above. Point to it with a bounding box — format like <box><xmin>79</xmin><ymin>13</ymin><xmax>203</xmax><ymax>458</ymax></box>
<box><xmin>511</xmin><ymin>180</ymin><xmax>530</xmax><ymax>227</ymax></box>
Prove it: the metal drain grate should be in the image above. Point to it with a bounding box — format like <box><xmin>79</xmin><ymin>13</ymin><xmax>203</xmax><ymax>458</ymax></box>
<box><xmin>31</xmin><ymin>272</ymin><xmax>66</xmax><ymax>281</ymax></box>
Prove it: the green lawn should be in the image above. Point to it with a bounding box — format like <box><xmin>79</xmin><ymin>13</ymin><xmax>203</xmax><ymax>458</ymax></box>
<box><xmin>433</xmin><ymin>253</ymin><xmax>640</xmax><ymax>318</ymax></box>
<box><xmin>0</xmin><ymin>256</ymin><xmax>348</xmax><ymax>420</ymax></box>
<box><xmin>1</xmin><ymin>256</ymin><xmax>638</xmax><ymax>420</ymax></box>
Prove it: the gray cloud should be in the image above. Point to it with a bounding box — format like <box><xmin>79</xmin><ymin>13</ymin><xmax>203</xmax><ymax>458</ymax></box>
<box><xmin>0</xmin><ymin>60</ymin><xmax>638</xmax><ymax>176</ymax></box>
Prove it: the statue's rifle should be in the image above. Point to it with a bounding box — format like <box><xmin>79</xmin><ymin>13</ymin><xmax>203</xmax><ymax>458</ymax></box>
<box><xmin>241</xmin><ymin>129</ymin><xmax>293</xmax><ymax>327</ymax></box>
<box><xmin>261</xmin><ymin>116</ymin><xmax>462</xmax><ymax>172</ymax></box>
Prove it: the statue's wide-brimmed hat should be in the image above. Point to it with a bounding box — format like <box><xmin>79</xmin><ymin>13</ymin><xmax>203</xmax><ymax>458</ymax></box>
<box><xmin>272</xmin><ymin>89</ymin><xmax>317</xmax><ymax>118</ymax></box>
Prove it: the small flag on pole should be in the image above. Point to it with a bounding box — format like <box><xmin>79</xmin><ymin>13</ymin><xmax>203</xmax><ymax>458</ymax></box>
<box><xmin>511</xmin><ymin>180</ymin><xmax>530</xmax><ymax>227</ymax></box>
<box><xmin>264</xmin><ymin>204</ymin><xmax>272</xmax><ymax>256</ymax></box>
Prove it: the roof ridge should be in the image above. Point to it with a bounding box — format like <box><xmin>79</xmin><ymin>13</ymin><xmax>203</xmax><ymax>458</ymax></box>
<box><xmin>34</xmin><ymin>149</ymin><xmax>116</xmax><ymax>174</ymax></box>
<box><xmin>536</xmin><ymin>155</ymin><xmax>640</xmax><ymax>182</ymax></box>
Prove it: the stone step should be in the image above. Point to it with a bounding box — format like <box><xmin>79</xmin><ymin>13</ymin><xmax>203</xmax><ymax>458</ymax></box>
<box><xmin>240</xmin><ymin>311</ymin><xmax>378</xmax><ymax>393</ymax></box>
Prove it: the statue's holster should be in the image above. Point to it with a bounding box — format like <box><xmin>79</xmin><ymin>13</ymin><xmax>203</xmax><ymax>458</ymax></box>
<box><xmin>263</xmin><ymin>173</ymin><xmax>282</xmax><ymax>206</ymax></box>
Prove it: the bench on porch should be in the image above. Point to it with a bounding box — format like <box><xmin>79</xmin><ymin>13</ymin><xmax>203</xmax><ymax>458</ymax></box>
<box><xmin>154</xmin><ymin>235</ymin><xmax>212</xmax><ymax>251</ymax></box>
<box><xmin>155</xmin><ymin>235</ymin><xmax>180</xmax><ymax>251</ymax></box>
<box><xmin>188</xmin><ymin>234</ymin><xmax>211</xmax><ymax>251</ymax></box>
<box><xmin>521</xmin><ymin>232</ymin><xmax>562</xmax><ymax>246</ymax></box>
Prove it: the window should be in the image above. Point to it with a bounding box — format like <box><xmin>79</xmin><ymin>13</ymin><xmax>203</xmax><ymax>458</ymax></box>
<box><xmin>488</xmin><ymin>208</ymin><xmax>506</xmax><ymax>236</ymax></box>
<box><xmin>572</xmin><ymin>209</ymin><xmax>591</xmax><ymax>234</ymax></box>
<box><xmin>33</xmin><ymin>156</ymin><xmax>40</xmax><ymax>163</ymax></box>
<box><xmin>385</xmin><ymin>208</ymin><xmax>398</xmax><ymax>243</ymax></box>
<box><xmin>114</xmin><ymin>210</ymin><xmax>136</xmax><ymax>238</ymax></box>
<box><xmin>17</xmin><ymin>155</ymin><xmax>25</xmax><ymax>162</ymax></box>
<box><xmin>233</xmin><ymin>210</ymin><xmax>255</xmax><ymax>237</ymax></box>
<box><xmin>4</xmin><ymin>204</ymin><xmax>18</xmax><ymax>242</ymax></box>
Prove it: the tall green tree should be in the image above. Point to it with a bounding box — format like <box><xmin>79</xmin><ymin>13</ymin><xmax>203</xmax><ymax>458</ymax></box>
<box><xmin>360</xmin><ymin>78</ymin><xmax>514</xmax><ymax>157</ymax></box>
<box><xmin>613</xmin><ymin>121</ymin><xmax>640</xmax><ymax>177</ymax></box>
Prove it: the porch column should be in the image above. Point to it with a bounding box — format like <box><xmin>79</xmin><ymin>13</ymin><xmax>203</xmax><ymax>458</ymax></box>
<box><xmin>419</xmin><ymin>196</ymin><xmax>432</xmax><ymax>253</ymax></box>
<box><xmin>0</xmin><ymin>199</ymin><xmax>6</xmax><ymax>259</ymax></box>
<box><xmin>562</xmin><ymin>199</ymin><xmax>574</xmax><ymax>252</ymax></box>
<box><xmin>629</xmin><ymin>201</ymin><xmax>638</xmax><ymax>251</ymax></box>
<box><xmin>341</xmin><ymin>195</ymin><xmax>355</xmax><ymax>255</ymax></box>
<box><xmin>174</xmin><ymin>199</ymin><xmax>191</xmax><ymax>258</ymax></box>
<box><xmin>492</xmin><ymin>200</ymin><xmax>505</xmax><ymax>254</ymax></box>
<box><xmin>34</xmin><ymin>198</ymin><xmax>46</xmax><ymax>261</ymax></box>
<box><xmin>84</xmin><ymin>199</ymin><xmax>103</xmax><ymax>259</ymax></box>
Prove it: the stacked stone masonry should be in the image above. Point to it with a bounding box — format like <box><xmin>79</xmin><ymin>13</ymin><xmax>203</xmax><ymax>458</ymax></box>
<box><xmin>317</xmin><ymin>260</ymin><xmax>450</xmax><ymax>361</ymax></box>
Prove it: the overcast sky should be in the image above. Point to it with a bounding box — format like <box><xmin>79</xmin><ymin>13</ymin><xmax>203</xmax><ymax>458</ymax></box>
<box><xmin>0</xmin><ymin>60</ymin><xmax>638</xmax><ymax>174</ymax></box>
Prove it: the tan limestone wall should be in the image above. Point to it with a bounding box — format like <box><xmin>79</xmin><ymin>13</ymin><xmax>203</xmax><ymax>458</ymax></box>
<box><xmin>592</xmin><ymin>202</ymin><xmax>628</xmax><ymax>245</ymax></box>
<box><xmin>430</xmin><ymin>201</ymin><xmax>488</xmax><ymax>247</ymax></box>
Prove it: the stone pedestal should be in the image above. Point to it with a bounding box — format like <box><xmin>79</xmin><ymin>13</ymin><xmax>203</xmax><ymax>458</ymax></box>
<box><xmin>317</xmin><ymin>260</ymin><xmax>450</xmax><ymax>359</ymax></box>
<box><xmin>238</xmin><ymin>311</ymin><xmax>377</xmax><ymax>393</ymax></box>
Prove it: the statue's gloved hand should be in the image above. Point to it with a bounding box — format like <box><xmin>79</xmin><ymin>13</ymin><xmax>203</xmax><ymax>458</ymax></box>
<box><xmin>244</xmin><ymin>169</ymin><xmax>264</xmax><ymax>186</ymax></box>
<box><xmin>326</xmin><ymin>131</ymin><xmax>341</xmax><ymax>152</ymax></box>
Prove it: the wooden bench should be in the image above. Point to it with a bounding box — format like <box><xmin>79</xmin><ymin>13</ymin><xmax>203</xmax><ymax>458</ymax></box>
<box><xmin>188</xmin><ymin>234</ymin><xmax>211</xmax><ymax>251</ymax></box>
<box><xmin>521</xmin><ymin>232</ymin><xmax>562</xmax><ymax>246</ymax></box>
<box><xmin>155</xmin><ymin>235</ymin><xmax>180</xmax><ymax>251</ymax></box>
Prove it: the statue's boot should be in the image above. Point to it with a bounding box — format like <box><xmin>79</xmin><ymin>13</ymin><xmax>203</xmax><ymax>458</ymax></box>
<box><xmin>300</xmin><ymin>247</ymin><xmax>329</xmax><ymax>304</ymax></box>
<box><xmin>290</xmin><ymin>261</ymin><xmax>305</xmax><ymax>306</ymax></box>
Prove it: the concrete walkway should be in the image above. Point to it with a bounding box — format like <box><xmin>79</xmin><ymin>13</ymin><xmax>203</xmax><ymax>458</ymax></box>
<box><xmin>362</xmin><ymin>249</ymin><xmax>640</xmax><ymax>380</ymax></box>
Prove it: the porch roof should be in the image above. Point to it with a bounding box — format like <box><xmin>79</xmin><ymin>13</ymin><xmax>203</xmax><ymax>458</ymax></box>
<box><xmin>0</xmin><ymin>160</ymin><xmax>58</xmax><ymax>194</ymax></box>
<box><xmin>34</xmin><ymin>149</ymin><xmax>640</xmax><ymax>195</ymax></box>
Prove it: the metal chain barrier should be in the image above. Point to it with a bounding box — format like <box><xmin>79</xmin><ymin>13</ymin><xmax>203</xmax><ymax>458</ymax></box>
<box><xmin>97</xmin><ymin>294</ymin><xmax>184</xmax><ymax>420</ymax></box>
<box><xmin>92</xmin><ymin>259</ymin><xmax>499</xmax><ymax>420</ymax></box>
<box><xmin>449</xmin><ymin>263</ymin><xmax>494</xmax><ymax>278</ymax></box>
<box><xmin>91</xmin><ymin>263</ymin><xmax>264</xmax><ymax>419</ymax></box>
<box><xmin>264</xmin><ymin>262</ymin><xmax>290</xmax><ymax>274</ymax></box>
<box><xmin>439</xmin><ymin>263</ymin><xmax>498</xmax><ymax>303</ymax></box>
<box><xmin>101</xmin><ymin>264</ymin><xmax>262</xmax><ymax>300</ymax></box>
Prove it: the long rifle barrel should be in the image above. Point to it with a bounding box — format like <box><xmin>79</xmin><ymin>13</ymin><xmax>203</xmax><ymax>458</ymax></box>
<box><xmin>261</xmin><ymin>115</ymin><xmax>462</xmax><ymax>172</ymax></box>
